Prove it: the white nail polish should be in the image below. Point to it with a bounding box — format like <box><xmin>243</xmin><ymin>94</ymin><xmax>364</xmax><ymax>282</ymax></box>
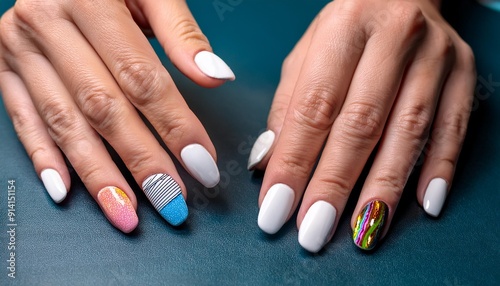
<box><xmin>258</xmin><ymin>183</ymin><xmax>294</xmax><ymax>234</ymax></box>
<box><xmin>194</xmin><ymin>51</ymin><xmax>235</xmax><ymax>80</ymax></box>
<box><xmin>40</xmin><ymin>169</ymin><xmax>67</xmax><ymax>203</ymax></box>
<box><xmin>423</xmin><ymin>178</ymin><xmax>448</xmax><ymax>217</ymax></box>
<box><xmin>181</xmin><ymin>144</ymin><xmax>220</xmax><ymax>188</ymax></box>
<box><xmin>247</xmin><ymin>130</ymin><xmax>275</xmax><ymax>170</ymax></box>
<box><xmin>298</xmin><ymin>201</ymin><xmax>337</xmax><ymax>253</ymax></box>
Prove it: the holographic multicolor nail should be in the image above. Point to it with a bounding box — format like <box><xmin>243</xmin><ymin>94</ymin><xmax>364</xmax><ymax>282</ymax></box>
<box><xmin>353</xmin><ymin>200</ymin><xmax>388</xmax><ymax>250</ymax></box>
<box><xmin>97</xmin><ymin>186</ymin><xmax>139</xmax><ymax>233</ymax></box>
<box><xmin>142</xmin><ymin>174</ymin><xmax>188</xmax><ymax>226</ymax></box>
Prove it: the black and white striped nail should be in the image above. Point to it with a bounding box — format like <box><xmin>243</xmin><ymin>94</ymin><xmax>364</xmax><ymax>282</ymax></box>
<box><xmin>142</xmin><ymin>173</ymin><xmax>188</xmax><ymax>226</ymax></box>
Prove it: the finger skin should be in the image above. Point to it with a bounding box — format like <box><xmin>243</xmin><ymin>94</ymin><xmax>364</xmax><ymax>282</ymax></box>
<box><xmin>258</xmin><ymin>1</ymin><xmax>366</xmax><ymax>226</ymax></box>
<box><xmin>250</xmin><ymin>16</ymin><xmax>320</xmax><ymax>171</ymax></box>
<box><xmin>65</xmin><ymin>0</ymin><xmax>219</xmax><ymax>178</ymax></box>
<box><xmin>297</xmin><ymin>1</ymin><xmax>426</xmax><ymax>240</ymax></box>
<box><xmin>0</xmin><ymin>65</ymin><xmax>71</xmax><ymax>199</ymax></box>
<box><xmin>1</xmin><ymin>10</ymin><xmax>140</xmax><ymax>232</ymax></box>
<box><xmin>3</xmin><ymin>52</ymin><xmax>138</xmax><ymax>205</ymax></box>
<box><xmin>11</xmin><ymin>1</ymin><xmax>216</xmax><ymax>190</ymax></box>
<box><xmin>140</xmin><ymin>0</ymin><xmax>229</xmax><ymax>87</ymax></box>
<box><xmin>349</xmin><ymin>23</ymin><xmax>454</xmax><ymax>240</ymax></box>
<box><xmin>416</xmin><ymin>42</ymin><xmax>476</xmax><ymax>216</ymax></box>
<box><xmin>14</xmin><ymin>54</ymin><xmax>140</xmax><ymax>231</ymax></box>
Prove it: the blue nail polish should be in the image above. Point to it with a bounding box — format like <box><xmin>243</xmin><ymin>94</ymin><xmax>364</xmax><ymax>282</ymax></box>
<box><xmin>159</xmin><ymin>195</ymin><xmax>188</xmax><ymax>226</ymax></box>
<box><xmin>142</xmin><ymin>174</ymin><xmax>188</xmax><ymax>226</ymax></box>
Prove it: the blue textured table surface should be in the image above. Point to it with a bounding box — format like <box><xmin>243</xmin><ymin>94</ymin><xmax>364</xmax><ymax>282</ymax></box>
<box><xmin>0</xmin><ymin>0</ymin><xmax>499</xmax><ymax>285</ymax></box>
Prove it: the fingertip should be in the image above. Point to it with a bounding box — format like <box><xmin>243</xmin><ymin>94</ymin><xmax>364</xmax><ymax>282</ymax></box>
<box><xmin>158</xmin><ymin>195</ymin><xmax>188</xmax><ymax>226</ymax></box>
<box><xmin>194</xmin><ymin>50</ymin><xmax>235</xmax><ymax>81</ymax></box>
<box><xmin>97</xmin><ymin>186</ymin><xmax>139</xmax><ymax>233</ymax></box>
<box><xmin>141</xmin><ymin>173</ymin><xmax>189</xmax><ymax>226</ymax></box>
<box><xmin>247</xmin><ymin>130</ymin><xmax>276</xmax><ymax>171</ymax></box>
<box><xmin>40</xmin><ymin>168</ymin><xmax>69</xmax><ymax>204</ymax></box>
<box><xmin>352</xmin><ymin>200</ymin><xmax>389</xmax><ymax>250</ymax></box>
<box><xmin>422</xmin><ymin>177</ymin><xmax>448</xmax><ymax>217</ymax></box>
<box><xmin>181</xmin><ymin>143</ymin><xmax>220</xmax><ymax>188</ymax></box>
<box><xmin>257</xmin><ymin>183</ymin><xmax>295</xmax><ymax>234</ymax></box>
<box><xmin>298</xmin><ymin>200</ymin><xmax>337</xmax><ymax>253</ymax></box>
<box><xmin>141</xmin><ymin>0</ymin><xmax>235</xmax><ymax>87</ymax></box>
<box><xmin>171</xmin><ymin>49</ymin><xmax>235</xmax><ymax>88</ymax></box>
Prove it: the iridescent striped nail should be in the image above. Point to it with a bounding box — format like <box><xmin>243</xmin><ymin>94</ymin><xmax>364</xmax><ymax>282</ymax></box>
<box><xmin>353</xmin><ymin>200</ymin><xmax>388</xmax><ymax>250</ymax></box>
<box><xmin>97</xmin><ymin>186</ymin><xmax>139</xmax><ymax>233</ymax></box>
<box><xmin>142</xmin><ymin>174</ymin><xmax>188</xmax><ymax>226</ymax></box>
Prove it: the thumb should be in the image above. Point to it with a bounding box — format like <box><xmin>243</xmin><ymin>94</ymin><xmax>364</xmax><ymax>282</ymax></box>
<box><xmin>140</xmin><ymin>0</ymin><xmax>235</xmax><ymax>87</ymax></box>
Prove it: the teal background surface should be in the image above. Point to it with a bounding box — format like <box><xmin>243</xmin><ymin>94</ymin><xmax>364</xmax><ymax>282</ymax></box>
<box><xmin>0</xmin><ymin>0</ymin><xmax>499</xmax><ymax>285</ymax></box>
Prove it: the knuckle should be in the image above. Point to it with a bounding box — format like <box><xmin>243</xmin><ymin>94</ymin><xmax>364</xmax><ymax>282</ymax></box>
<box><xmin>457</xmin><ymin>42</ymin><xmax>476</xmax><ymax>75</ymax></box>
<box><xmin>156</xmin><ymin>113</ymin><xmax>189</xmax><ymax>144</ymax></box>
<box><xmin>41</xmin><ymin>100</ymin><xmax>81</xmax><ymax>144</ymax></box>
<box><xmin>372</xmin><ymin>170</ymin><xmax>406</xmax><ymax>198</ymax></box>
<box><xmin>125</xmin><ymin>145</ymin><xmax>156</xmax><ymax>175</ymax></box>
<box><xmin>0</xmin><ymin>10</ymin><xmax>16</xmax><ymax>43</ymax></box>
<box><xmin>78</xmin><ymin>161</ymin><xmax>103</xmax><ymax>186</ymax></box>
<box><xmin>395</xmin><ymin>104</ymin><xmax>431</xmax><ymax>141</ymax></box>
<box><xmin>337</xmin><ymin>101</ymin><xmax>384</xmax><ymax>141</ymax></box>
<box><xmin>385</xmin><ymin>2</ymin><xmax>426</xmax><ymax>42</ymax></box>
<box><xmin>432</xmin><ymin>31</ymin><xmax>455</xmax><ymax>59</ymax></box>
<box><xmin>77</xmin><ymin>82</ymin><xmax>120</xmax><ymax>131</ymax></box>
<box><xmin>316</xmin><ymin>175</ymin><xmax>352</xmax><ymax>199</ymax></box>
<box><xmin>173</xmin><ymin>17</ymin><xmax>207</xmax><ymax>45</ymax></box>
<box><xmin>440</xmin><ymin>111</ymin><xmax>469</xmax><ymax>141</ymax></box>
<box><xmin>13</xmin><ymin>0</ymin><xmax>58</xmax><ymax>30</ymax></box>
<box><xmin>9</xmin><ymin>105</ymin><xmax>34</xmax><ymax>137</ymax></box>
<box><xmin>116</xmin><ymin>59</ymin><xmax>170</xmax><ymax>106</ymax></box>
<box><xmin>0</xmin><ymin>10</ymin><xmax>28</xmax><ymax>55</ymax></box>
<box><xmin>276</xmin><ymin>152</ymin><xmax>312</xmax><ymax>180</ymax></box>
<box><xmin>293</xmin><ymin>85</ymin><xmax>336</xmax><ymax>132</ymax></box>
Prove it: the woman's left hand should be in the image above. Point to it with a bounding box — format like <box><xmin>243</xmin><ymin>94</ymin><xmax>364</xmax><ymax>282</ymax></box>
<box><xmin>248</xmin><ymin>0</ymin><xmax>476</xmax><ymax>252</ymax></box>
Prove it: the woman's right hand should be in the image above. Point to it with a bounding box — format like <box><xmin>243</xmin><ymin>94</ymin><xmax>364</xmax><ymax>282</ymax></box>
<box><xmin>0</xmin><ymin>0</ymin><xmax>235</xmax><ymax>233</ymax></box>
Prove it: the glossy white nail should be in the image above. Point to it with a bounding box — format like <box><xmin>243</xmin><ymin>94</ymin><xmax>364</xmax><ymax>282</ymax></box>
<box><xmin>181</xmin><ymin>144</ymin><xmax>220</xmax><ymax>188</ymax></box>
<box><xmin>423</xmin><ymin>178</ymin><xmax>448</xmax><ymax>217</ymax></box>
<box><xmin>40</xmin><ymin>169</ymin><xmax>67</xmax><ymax>203</ymax></box>
<box><xmin>248</xmin><ymin>130</ymin><xmax>275</xmax><ymax>170</ymax></box>
<box><xmin>258</xmin><ymin>183</ymin><xmax>294</xmax><ymax>234</ymax></box>
<box><xmin>298</xmin><ymin>201</ymin><xmax>337</xmax><ymax>253</ymax></box>
<box><xmin>194</xmin><ymin>51</ymin><xmax>235</xmax><ymax>80</ymax></box>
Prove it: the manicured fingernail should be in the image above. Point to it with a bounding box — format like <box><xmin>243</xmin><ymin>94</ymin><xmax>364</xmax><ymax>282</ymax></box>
<box><xmin>97</xmin><ymin>186</ymin><xmax>139</xmax><ymax>233</ymax></box>
<box><xmin>353</xmin><ymin>200</ymin><xmax>388</xmax><ymax>250</ymax></box>
<box><xmin>181</xmin><ymin>144</ymin><xmax>220</xmax><ymax>188</ymax></box>
<box><xmin>258</xmin><ymin>183</ymin><xmax>294</xmax><ymax>234</ymax></box>
<box><xmin>248</xmin><ymin>130</ymin><xmax>275</xmax><ymax>170</ymax></box>
<box><xmin>298</xmin><ymin>201</ymin><xmax>337</xmax><ymax>253</ymax></box>
<box><xmin>423</xmin><ymin>178</ymin><xmax>448</xmax><ymax>217</ymax></box>
<box><xmin>142</xmin><ymin>174</ymin><xmax>188</xmax><ymax>226</ymax></box>
<box><xmin>194</xmin><ymin>51</ymin><xmax>235</xmax><ymax>80</ymax></box>
<box><xmin>40</xmin><ymin>169</ymin><xmax>67</xmax><ymax>203</ymax></box>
